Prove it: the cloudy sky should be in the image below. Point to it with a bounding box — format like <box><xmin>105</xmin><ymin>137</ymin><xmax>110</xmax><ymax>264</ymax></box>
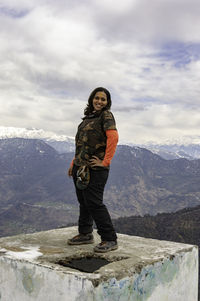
<box><xmin>0</xmin><ymin>0</ymin><xmax>200</xmax><ymax>144</ymax></box>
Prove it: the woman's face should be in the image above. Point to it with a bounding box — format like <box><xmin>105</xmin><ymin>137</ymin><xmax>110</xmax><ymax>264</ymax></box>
<box><xmin>92</xmin><ymin>91</ymin><xmax>108</xmax><ymax>112</ymax></box>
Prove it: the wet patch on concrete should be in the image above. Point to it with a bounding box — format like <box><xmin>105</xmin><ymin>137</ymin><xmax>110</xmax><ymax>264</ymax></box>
<box><xmin>57</xmin><ymin>254</ymin><xmax>128</xmax><ymax>273</ymax></box>
<box><xmin>58</xmin><ymin>256</ymin><xmax>110</xmax><ymax>273</ymax></box>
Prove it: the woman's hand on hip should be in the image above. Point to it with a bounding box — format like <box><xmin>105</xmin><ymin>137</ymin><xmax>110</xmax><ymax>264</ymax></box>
<box><xmin>89</xmin><ymin>156</ymin><xmax>104</xmax><ymax>167</ymax></box>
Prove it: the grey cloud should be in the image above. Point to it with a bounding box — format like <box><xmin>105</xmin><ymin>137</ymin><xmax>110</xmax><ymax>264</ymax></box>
<box><xmin>3</xmin><ymin>104</ymin><xmax>29</xmax><ymax>119</ymax></box>
<box><xmin>113</xmin><ymin>105</ymin><xmax>147</xmax><ymax>112</ymax></box>
<box><xmin>37</xmin><ymin>77</ymin><xmax>91</xmax><ymax>101</ymax></box>
<box><xmin>0</xmin><ymin>6</ymin><xmax>30</xmax><ymax>18</ymax></box>
<box><xmin>90</xmin><ymin>0</ymin><xmax>200</xmax><ymax>43</ymax></box>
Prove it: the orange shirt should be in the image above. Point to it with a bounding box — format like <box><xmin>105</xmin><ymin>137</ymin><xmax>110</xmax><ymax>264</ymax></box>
<box><xmin>102</xmin><ymin>130</ymin><xmax>118</xmax><ymax>167</ymax></box>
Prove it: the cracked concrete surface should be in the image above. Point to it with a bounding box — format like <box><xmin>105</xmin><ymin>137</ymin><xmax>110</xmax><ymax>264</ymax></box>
<box><xmin>0</xmin><ymin>226</ymin><xmax>197</xmax><ymax>282</ymax></box>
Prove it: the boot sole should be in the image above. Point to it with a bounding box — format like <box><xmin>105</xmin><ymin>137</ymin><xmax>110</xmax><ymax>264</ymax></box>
<box><xmin>67</xmin><ymin>239</ymin><xmax>94</xmax><ymax>245</ymax></box>
<box><xmin>94</xmin><ymin>245</ymin><xmax>118</xmax><ymax>253</ymax></box>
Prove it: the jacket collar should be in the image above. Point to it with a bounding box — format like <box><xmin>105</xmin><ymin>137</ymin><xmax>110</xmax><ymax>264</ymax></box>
<box><xmin>82</xmin><ymin>110</ymin><xmax>102</xmax><ymax>120</ymax></box>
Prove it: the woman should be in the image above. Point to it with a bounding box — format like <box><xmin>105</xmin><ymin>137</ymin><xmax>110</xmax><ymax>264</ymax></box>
<box><xmin>68</xmin><ymin>87</ymin><xmax>118</xmax><ymax>253</ymax></box>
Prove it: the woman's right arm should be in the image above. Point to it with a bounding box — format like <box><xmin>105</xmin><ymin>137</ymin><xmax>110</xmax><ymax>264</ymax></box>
<box><xmin>102</xmin><ymin>130</ymin><xmax>118</xmax><ymax>167</ymax></box>
<box><xmin>68</xmin><ymin>158</ymin><xmax>74</xmax><ymax>177</ymax></box>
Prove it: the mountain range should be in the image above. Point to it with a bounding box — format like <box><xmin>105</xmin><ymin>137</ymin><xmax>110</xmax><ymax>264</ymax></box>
<box><xmin>0</xmin><ymin>137</ymin><xmax>200</xmax><ymax>237</ymax></box>
<box><xmin>1</xmin><ymin>126</ymin><xmax>200</xmax><ymax>159</ymax></box>
<box><xmin>0</xmin><ymin>128</ymin><xmax>199</xmax><ymax>297</ymax></box>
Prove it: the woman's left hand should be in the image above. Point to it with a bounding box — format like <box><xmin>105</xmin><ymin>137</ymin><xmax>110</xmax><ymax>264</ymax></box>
<box><xmin>89</xmin><ymin>156</ymin><xmax>104</xmax><ymax>167</ymax></box>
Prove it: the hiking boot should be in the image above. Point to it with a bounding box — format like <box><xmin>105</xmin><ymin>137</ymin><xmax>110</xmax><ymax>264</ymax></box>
<box><xmin>67</xmin><ymin>233</ymin><xmax>94</xmax><ymax>245</ymax></box>
<box><xmin>94</xmin><ymin>241</ymin><xmax>118</xmax><ymax>253</ymax></box>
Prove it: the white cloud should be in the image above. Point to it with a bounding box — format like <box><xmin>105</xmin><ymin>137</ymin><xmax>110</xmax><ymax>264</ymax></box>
<box><xmin>0</xmin><ymin>0</ymin><xmax>200</xmax><ymax>143</ymax></box>
<box><xmin>116</xmin><ymin>103</ymin><xmax>200</xmax><ymax>144</ymax></box>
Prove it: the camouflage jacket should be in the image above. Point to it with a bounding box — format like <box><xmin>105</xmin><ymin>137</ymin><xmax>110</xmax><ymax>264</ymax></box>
<box><xmin>74</xmin><ymin>110</ymin><xmax>117</xmax><ymax>169</ymax></box>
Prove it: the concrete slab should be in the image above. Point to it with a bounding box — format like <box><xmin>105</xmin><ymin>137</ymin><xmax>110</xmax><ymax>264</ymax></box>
<box><xmin>0</xmin><ymin>226</ymin><xmax>198</xmax><ymax>301</ymax></box>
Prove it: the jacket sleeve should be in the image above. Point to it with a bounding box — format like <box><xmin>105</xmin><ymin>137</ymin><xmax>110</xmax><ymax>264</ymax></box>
<box><xmin>102</xmin><ymin>130</ymin><xmax>119</xmax><ymax>167</ymax></box>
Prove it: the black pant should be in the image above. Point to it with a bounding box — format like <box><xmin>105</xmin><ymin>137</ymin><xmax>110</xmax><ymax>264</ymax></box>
<box><xmin>72</xmin><ymin>165</ymin><xmax>117</xmax><ymax>241</ymax></box>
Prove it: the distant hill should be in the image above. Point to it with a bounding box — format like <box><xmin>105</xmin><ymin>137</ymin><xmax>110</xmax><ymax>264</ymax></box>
<box><xmin>108</xmin><ymin>145</ymin><xmax>200</xmax><ymax>216</ymax></box>
<box><xmin>0</xmin><ymin>138</ymin><xmax>200</xmax><ymax>237</ymax></box>
<box><xmin>113</xmin><ymin>205</ymin><xmax>200</xmax><ymax>245</ymax></box>
<box><xmin>0</xmin><ymin>202</ymin><xmax>78</xmax><ymax>237</ymax></box>
<box><xmin>0</xmin><ymin>138</ymin><xmax>74</xmax><ymax>208</ymax></box>
<box><xmin>113</xmin><ymin>205</ymin><xmax>200</xmax><ymax>300</ymax></box>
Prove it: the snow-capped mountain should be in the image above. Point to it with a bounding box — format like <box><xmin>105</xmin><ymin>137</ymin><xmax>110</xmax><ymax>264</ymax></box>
<box><xmin>120</xmin><ymin>143</ymin><xmax>200</xmax><ymax>160</ymax></box>
<box><xmin>0</xmin><ymin>126</ymin><xmax>73</xmax><ymax>141</ymax></box>
<box><xmin>142</xmin><ymin>144</ymin><xmax>200</xmax><ymax>160</ymax></box>
<box><xmin>145</xmin><ymin>148</ymin><xmax>193</xmax><ymax>160</ymax></box>
<box><xmin>119</xmin><ymin>137</ymin><xmax>200</xmax><ymax>160</ymax></box>
<box><xmin>0</xmin><ymin>126</ymin><xmax>75</xmax><ymax>153</ymax></box>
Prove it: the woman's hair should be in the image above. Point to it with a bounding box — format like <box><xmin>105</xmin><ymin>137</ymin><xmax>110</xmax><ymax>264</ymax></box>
<box><xmin>84</xmin><ymin>87</ymin><xmax>112</xmax><ymax>116</ymax></box>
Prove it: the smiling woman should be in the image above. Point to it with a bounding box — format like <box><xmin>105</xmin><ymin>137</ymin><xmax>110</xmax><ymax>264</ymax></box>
<box><xmin>67</xmin><ymin>87</ymin><xmax>119</xmax><ymax>253</ymax></box>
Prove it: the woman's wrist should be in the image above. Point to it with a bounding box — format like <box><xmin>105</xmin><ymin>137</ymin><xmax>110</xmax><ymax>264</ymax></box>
<box><xmin>102</xmin><ymin>159</ymin><xmax>109</xmax><ymax>167</ymax></box>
